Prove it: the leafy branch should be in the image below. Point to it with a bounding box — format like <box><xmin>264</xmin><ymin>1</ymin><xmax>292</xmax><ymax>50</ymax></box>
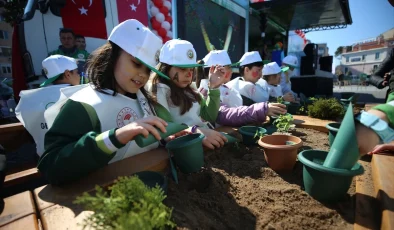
<box><xmin>0</xmin><ymin>0</ymin><xmax>27</xmax><ymax>25</ymax></box>
<box><xmin>74</xmin><ymin>176</ymin><xmax>175</xmax><ymax>230</ymax></box>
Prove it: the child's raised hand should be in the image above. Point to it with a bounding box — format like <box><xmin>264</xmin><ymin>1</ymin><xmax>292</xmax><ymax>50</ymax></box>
<box><xmin>115</xmin><ymin>116</ymin><xmax>168</xmax><ymax>144</ymax></box>
<box><xmin>197</xmin><ymin>127</ymin><xmax>227</xmax><ymax>149</ymax></box>
<box><xmin>267</xmin><ymin>103</ymin><xmax>287</xmax><ymax>117</ymax></box>
<box><xmin>208</xmin><ymin>65</ymin><xmax>227</xmax><ymax>89</ymax></box>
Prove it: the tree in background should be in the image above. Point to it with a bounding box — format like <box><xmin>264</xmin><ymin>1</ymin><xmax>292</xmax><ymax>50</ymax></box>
<box><xmin>0</xmin><ymin>0</ymin><xmax>27</xmax><ymax>25</ymax></box>
<box><xmin>334</xmin><ymin>46</ymin><xmax>353</xmax><ymax>58</ymax></box>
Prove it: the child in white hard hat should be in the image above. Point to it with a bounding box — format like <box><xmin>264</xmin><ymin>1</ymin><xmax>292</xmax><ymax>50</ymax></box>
<box><xmin>37</xmin><ymin>19</ymin><xmax>170</xmax><ymax>185</ymax></box>
<box><xmin>15</xmin><ymin>54</ymin><xmax>81</xmax><ymax>156</ymax></box>
<box><xmin>225</xmin><ymin>51</ymin><xmax>270</xmax><ymax>105</ymax></box>
<box><xmin>280</xmin><ymin>55</ymin><xmax>299</xmax><ymax>99</ymax></box>
<box><xmin>41</xmin><ymin>55</ymin><xmax>81</xmax><ymax>87</ymax></box>
<box><xmin>257</xmin><ymin>62</ymin><xmax>295</xmax><ymax>102</ymax></box>
<box><xmin>147</xmin><ymin>39</ymin><xmax>228</xmax><ymax>150</ymax></box>
<box><xmin>196</xmin><ymin>50</ymin><xmax>287</xmax><ymax>127</ymax></box>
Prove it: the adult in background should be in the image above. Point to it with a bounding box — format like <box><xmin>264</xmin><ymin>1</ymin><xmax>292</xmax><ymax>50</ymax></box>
<box><xmin>48</xmin><ymin>28</ymin><xmax>89</xmax><ymax>62</ymax></box>
<box><xmin>367</xmin><ymin>48</ymin><xmax>393</xmax><ymax>101</ymax></box>
<box><xmin>75</xmin><ymin>34</ymin><xmax>87</xmax><ymax>51</ymax></box>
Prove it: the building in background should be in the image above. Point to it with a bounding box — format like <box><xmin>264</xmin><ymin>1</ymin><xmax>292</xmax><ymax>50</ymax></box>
<box><xmin>0</xmin><ymin>13</ymin><xmax>13</xmax><ymax>79</ymax></box>
<box><xmin>317</xmin><ymin>43</ymin><xmax>329</xmax><ymax>58</ymax></box>
<box><xmin>340</xmin><ymin>28</ymin><xmax>394</xmax><ymax>76</ymax></box>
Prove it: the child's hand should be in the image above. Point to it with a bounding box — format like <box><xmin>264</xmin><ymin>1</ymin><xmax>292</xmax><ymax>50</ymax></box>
<box><xmin>368</xmin><ymin>142</ymin><xmax>394</xmax><ymax>155</ymax></box>
<box><xmin>283</xmin><ymin>92</ymin><xmax>295</xmax><ymax>102</ymax></box>
<box><xmin>267</xmin><ymin>103</ymin><xmax>287</xmax><ymax>117</ymax></box>
<box><xmin>166</xmin><ymin>130</ymin><xmax>191</xmax><ymax>141</ymax></box>
<box><xmin>197</xmin><ymin>127</ymin><xmax>228</xmax><ymax>149</ymax></box>
<box><xmin>208</xmin><ymin>65</ymin><xmax>226</xmax><ymax>89</ymax></box>
<box><xmin>116</xmin><ymin>116</ymin><xmax>168</xmax><ymax>144</ymax></box>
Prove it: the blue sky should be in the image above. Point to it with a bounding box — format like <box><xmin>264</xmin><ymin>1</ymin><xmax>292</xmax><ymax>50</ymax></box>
<box><xmin>306</xmin><ymin>0</ymin><xmax>394</xmax><ymax>69</ymax></box>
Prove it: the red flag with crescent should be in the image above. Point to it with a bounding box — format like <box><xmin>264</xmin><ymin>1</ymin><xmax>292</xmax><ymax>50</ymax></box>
<box><xmin>61</xmin><ymin>0</ymin><xmax>107</xmax><ymax>39</ymax></box>
<box><xmin>117</xmin><ymin>0</ymin><xmax>148</xmax><ymax>26</ymax></box>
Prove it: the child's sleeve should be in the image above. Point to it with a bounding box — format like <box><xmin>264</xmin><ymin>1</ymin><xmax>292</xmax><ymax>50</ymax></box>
<box><xmin>216</xmin><ymin>102</ymin><xmax>269</xmax><ymax>126</ymax></box>
<box><xmin>199</xmin><ymin>88</ymin><xmax>221</xmax><ymax>122</ymax></box>
<box><xmin>38</xmin><ymin>100</ymin><xmax>123</xmax><ymax>185</ymax></box>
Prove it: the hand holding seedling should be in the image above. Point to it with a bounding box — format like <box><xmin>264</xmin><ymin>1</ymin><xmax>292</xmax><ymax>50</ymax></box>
<box><xmin>267</xmin><ymin>103</ymin><xmax>287</xmax><ymax>117</ymax></box>
<box><xmin>196</xmin><ymin>127</ymin><xmax>228</xmax><ymax>149</ymax></box>
<box><xmin>208</xmin><ymin>65</ymin><xmax>227</xmax><ymax>89</ymax></box>
<box><xmin>115</xmin><ymin>116</ymin><xmax>168</xmax><ymax>145</ymax></box>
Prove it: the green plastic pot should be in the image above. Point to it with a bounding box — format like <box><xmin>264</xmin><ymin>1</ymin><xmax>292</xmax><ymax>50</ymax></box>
<box><xmin>134</xmin><ymin>122</ymin><xmax>188</xmax><ymax>148</ymax></box>
<box><xmin>166</xmin><ymin>133</ymin><xmax>205</xmax><ymax>173</ymax></box>
<box><xmin>133</xmin><ymin>171</ymin><xmax>168</xmax><ymax>194</ymax></box>
<box><xmin>298</xmin><ymin>150</ymin><xmax>364</xmax><ymax>202</ymax></box>
<box><xmin>239</xmin><ymin>126</ymin><xmax>267</xmax><ymax>146</ymax></box>
<box><xmin>221</xmin><ymin>132</ymin><xmax>239</xmax><ymax>144</ymax></box>
<box><xmin>326</xmin><ymin>122</ymin><xmax>341</xmax><ymax>146</ymax></box>
<box><xmin>287</xmin><ymin>103</ymin><xmax>301</xmax><ymax>115</ymax></box>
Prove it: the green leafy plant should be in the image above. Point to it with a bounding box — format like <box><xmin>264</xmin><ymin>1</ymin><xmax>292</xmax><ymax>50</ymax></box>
<box><xmin>254</xmin><ymin>129</ymin><xmax>266</xmax><ymax>139</ymax></box>
<box><xmin>277</xmin><ymin>96</ymin><xmax>284</xmax><ymax>104</ymax></box>
<box><xmin>74</xmin><ymin>176</ymin><xmax>175</xmax><ymax>230</ymax></box>
<box><xmin>297</xmin><ymin>97</ymin><xmax>318</xmax><ymax>115</ymax></box>
<box><xmin>273</xmin><ymin>114</ymin><xmax>295</xmax><ymax>133</ymax></box>
<box><xmin>0</xmin><ymin>0</ymin><xmax>27</xmax><ymax>25</ymax></box>
<box><xmin>307</xmin><ymin>98</ymin><xmax>345</xmax><ymax>120</ymax></box>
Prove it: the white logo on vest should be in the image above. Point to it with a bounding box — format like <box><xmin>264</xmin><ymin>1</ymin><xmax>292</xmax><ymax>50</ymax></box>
<box><xmin>116</xmin><ymin>107</ymin><xmax>139</xmax><ymax>128</ymax></box>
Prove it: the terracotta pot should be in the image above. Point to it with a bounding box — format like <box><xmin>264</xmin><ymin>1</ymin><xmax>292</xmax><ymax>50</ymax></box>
<box><xmin>258</xmin><ymin>135</ymin><xmax>303</xmax><ymax>172</ymax></box>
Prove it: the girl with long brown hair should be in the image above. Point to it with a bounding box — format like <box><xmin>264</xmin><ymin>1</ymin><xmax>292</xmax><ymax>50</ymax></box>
<box><xmin>38</xmin><ymin>19</ymin><xmax>169</xmax><ymax>185</ymax></box>
<box><xmin>146</xmin><ymin>39</ymin><xmax>228</xmax><ymax>150</ymax></box>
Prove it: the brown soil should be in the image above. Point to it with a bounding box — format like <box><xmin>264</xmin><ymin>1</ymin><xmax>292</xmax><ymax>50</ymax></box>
<box><xmin>165</xmin><ymin>128</ymin><xmax>356</xmax><ymax>230</ymax></box>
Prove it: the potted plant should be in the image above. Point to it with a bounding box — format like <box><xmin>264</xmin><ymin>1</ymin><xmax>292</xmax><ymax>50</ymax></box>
<box><xmin>298</xmin><ymin>149</ymin><xmax>364</xmax><ymax>202</ymax></box>
<box><xmin>258</xmin><ymin>134</ymin><xmax>303</xmax><ymax>172</ymax></box>
<box><xmin>238</xmin><ymin>126</ymin><xmax>267</xmax><ymax>146</ymax></box>
<box><xmin>74</xmin><ymin>175</ymin><xmax>175</xmax><ymax>229</ymax></box>
<box><xmin>166</xmin><ymin>133</ymin><xmax>205</xmax><ymax>173</ymax></box>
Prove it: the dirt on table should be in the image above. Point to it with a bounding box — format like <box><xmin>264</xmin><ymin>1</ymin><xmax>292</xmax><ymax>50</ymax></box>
<box><xmin>165</xmin><ymin>128</ymin><xmax>356</xmax><ymax>230</ymax></box>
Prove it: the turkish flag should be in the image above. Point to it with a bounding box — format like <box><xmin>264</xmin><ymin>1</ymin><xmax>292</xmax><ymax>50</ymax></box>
<box><xmin>117</xmin><ymin>0</ymin><xmax>148</xmax><ymax>26</ymax></box>
<box><xmin>61</xmin><ymin>0</ymin><xmax>107</xmax><ymax>39</ymax></box>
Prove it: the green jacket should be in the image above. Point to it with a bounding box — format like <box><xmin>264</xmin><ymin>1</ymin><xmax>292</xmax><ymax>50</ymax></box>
<box><xmin>48</xmin><ymin>47</ymin><xmax>90</xmax><ymax>61</ymax></box>
<box><xmin>37</xmin><ymin>98</ymin><xmax>168</xmax><ymax>185</ymax></box>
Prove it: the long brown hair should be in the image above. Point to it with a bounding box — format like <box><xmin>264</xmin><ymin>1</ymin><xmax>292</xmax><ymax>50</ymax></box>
<box><xmin>151</xmin><ymin>63</ymin><xmax>201</xmax><ymax>115</ymax></box>
<box><xmin>194</xmin><ymin>59</ymin><xmax>209</xmax><ymax>89</ymax></box>
<box><xmin>86</xmin><ymin>41</ymin><xmax>152</xmax><ymax>102</ymax></box>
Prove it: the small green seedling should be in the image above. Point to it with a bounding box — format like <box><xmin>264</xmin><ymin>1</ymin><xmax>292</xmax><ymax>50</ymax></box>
<box><xmin>254</xmin><ymin>130</ymin><xmax>266</xmax><ymax>139</ymax></box>
<box><xmin>273</xmin><ymin>114</ymin><xmax>295</xmax><ymax>133</ymax></box>
<box><xmin>277</xmin><ymin>96</ymin><xmax>284</xmax><ymax>104</ymax></box>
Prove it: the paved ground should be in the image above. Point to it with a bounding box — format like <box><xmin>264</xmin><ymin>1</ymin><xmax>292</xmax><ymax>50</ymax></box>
<box><xmin>333</xmin><ymin>85</ymin><xmax>388</xmax><ymax>103</ymax></box>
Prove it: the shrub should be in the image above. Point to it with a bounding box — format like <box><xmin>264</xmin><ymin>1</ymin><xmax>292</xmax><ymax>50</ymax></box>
<box><xmin>307</xmin><ymin>98</ymin><xmax>345</xmax><ymax>120</ymax></box>
<box><xmin>74</xmin><ymin>176</ymin><xmax>175</xmax><ymax>230</ymax></box>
